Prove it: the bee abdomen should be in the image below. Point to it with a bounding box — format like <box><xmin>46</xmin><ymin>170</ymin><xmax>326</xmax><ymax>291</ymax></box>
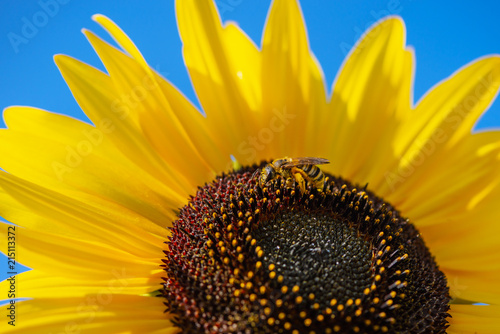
<box><xmin>301</xmin><ymin>165</ymin><xmax>321</xmax><ymax>179</ymax></box>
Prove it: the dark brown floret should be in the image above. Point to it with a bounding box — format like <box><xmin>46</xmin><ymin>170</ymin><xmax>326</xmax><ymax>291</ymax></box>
<box><xmin>161</xmin><ymin>162</ymin><xmax>450</xmax><ymax>333</ymax></box>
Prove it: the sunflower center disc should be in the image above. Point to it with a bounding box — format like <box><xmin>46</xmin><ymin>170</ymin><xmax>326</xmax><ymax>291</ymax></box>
<box><xmin>253</xmin><ymin>212</ymin><xmax>373</xmax><ymax>307</ymax></box>
<box><xmin>161</xmin><ymin>162</ymin><xmax>451</xmax><ymax>333</ymax></box>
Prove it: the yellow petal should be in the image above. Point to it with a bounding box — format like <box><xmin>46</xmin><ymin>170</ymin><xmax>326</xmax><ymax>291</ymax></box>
<box><xmin>0</xmin><ymin>106</ymin><xmax>182</xmax><ymax>225</ymax></box>
<box><xmin>82</xmin><ymin>29</ymin><xmax>225</xmax><ymax>184</ymax></box>
<box><xmin>327</xmin><ymin>17</ymin><xmax>413</xmax><ymax>188</ymax></box>
<box><xmin>387</xmin><ymin>131</ymin><xmax>500</xmax><ymax>222</ymax></box>
<box><xmin>176</xmin><ymin>0</ymin><xmax>264</xmax><ymax>166</ymax></box>
<box><xmin>55</xmin><ymin>52</ymin><xmax>204</xmax><ymax>197</ymax></box>
<box><xmin>448</xmin><ymin>305</ymin><xmax>500</xmax><ymax>334</ymax></box>
<box><xmin>421</xmin><ymin>149</ymin><xmax>500</xmax><ymax>254</ymax></box>
<box><xmin>444</xmin><ymin>267</ymin><xmax>500</xmax><ymax>305</ymax></box>
<box><xmin>91</xmin><ymin>15</ymin><xmax>231</xmax><ymax>177</ymax></box>
<box><xmin>395</xmin><ymin>56</ymin><xmax>500</xmax><ymax>170</ymax></box>
<box><xmin>0</xmin><ymin>269</ymin><xmax>163</xmax><ymax>298</ymax></box>
<box><xmin>259</xmin><ymin>0</ymin><xmax>328</xmax><ymax>160</ymax></box>
<box><xmin>0</xmin><ymin>296</ymin><xmax>178</xmax><ymax>334</ymax></box>
<box><xmin>0</xmin><ymin>224</ymin><xmax>161</xmax><ymax>280</ymax></box>
<box><xmin>0</xmin><ymin>172</ymin><xmax>167</xmax><ymax>255</ymax></box>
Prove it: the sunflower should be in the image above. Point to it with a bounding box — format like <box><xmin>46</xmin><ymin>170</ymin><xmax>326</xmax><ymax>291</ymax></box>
<box><xmin>1</xmin><ymin>0</ymin><xmax>500</xmax><ymax>333</ymax></box>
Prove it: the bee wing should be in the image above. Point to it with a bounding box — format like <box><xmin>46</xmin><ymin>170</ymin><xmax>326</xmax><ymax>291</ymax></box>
<box><xmin>282</xmin><ymin>157</ymin><xmax>330</xmax><ymax>167</ymax></box>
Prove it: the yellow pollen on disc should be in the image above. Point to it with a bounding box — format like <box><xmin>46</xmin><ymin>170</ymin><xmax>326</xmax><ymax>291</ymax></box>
<box><xmin>165</xmin><ymin>169</ymin><xmax>452</xmax><ymax>332</ymax></box>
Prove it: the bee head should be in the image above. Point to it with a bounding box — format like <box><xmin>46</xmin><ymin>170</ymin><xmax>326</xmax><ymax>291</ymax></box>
<box><xmin>260</xmin><ymin>165</ymin><xmax>276</xmax><ymax>184</ymax></box>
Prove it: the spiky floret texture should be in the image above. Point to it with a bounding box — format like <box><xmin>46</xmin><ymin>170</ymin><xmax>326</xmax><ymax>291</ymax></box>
<box><xmin>162</xmin><ymin>163</ymin><xmax>450</xmax><ymax>333</ymax></box>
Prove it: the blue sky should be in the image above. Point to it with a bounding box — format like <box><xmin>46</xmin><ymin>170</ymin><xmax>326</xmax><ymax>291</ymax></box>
<box><xmin>1</xmin><ymin>1</ymin><xmax>500</xmax><ymax>280</ymax></box>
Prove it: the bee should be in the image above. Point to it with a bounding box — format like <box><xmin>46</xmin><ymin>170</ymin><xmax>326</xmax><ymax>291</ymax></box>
<box><xmin>254</xmin><ymin>157</ymin><xmax>330</xmax><ymax>194</ymax></box>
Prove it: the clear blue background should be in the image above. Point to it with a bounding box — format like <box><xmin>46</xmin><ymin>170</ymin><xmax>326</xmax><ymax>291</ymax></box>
<box><xmin>1</xmin><ymin>1</ymin><xmax>500</xmax><ymax>282</ymax></box>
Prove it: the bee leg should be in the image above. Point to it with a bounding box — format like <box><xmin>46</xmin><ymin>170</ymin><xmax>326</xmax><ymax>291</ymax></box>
<box><xmin>285</xmin><ymin>177</ymin><xmax>295</xmax><ymax>190</ymax></box>
<box><xmin>291</xmin><ymin>168</ymin><xmax>307</xmax><ymax>194</ymax></box>
<box><xmin>316</xmin><ymin>177</ymin><xmax>327</xmax><ymax>192</ymax></box>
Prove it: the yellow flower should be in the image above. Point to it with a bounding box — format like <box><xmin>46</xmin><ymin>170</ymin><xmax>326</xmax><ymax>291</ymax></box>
<box><xmin>1</xmin><ymin>0</ymin><xmax>500</xmax><ymax>333</ymax></box>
